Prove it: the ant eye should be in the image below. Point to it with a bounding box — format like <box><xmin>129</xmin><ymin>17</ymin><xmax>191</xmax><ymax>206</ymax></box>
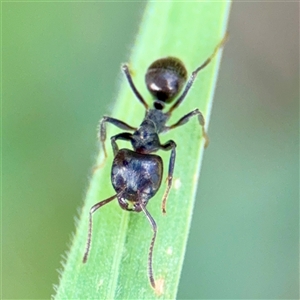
<box><xmin>145</xmin><ymin>57</ymin><xmax>187</xmax><ymax>103</ymax></box>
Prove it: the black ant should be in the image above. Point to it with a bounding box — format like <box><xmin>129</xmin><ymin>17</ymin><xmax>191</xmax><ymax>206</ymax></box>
<box><xmin>83</xmin><ymin>35</ymin><xmax>227</xmax><ymax>291</ymax></box>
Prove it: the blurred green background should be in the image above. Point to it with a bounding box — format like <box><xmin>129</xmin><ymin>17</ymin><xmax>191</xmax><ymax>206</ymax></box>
<box><xmin>2</xmin><ymin>2</ymin><xmax>298</xmax><ymax>299</ymax></box>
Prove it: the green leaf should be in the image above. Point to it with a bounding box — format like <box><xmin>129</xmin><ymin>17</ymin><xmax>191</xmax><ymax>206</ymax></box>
<box><xmin>54</xmin><ymin>1</ymin><xmax>231</xmax><ymax>299</ymax></box>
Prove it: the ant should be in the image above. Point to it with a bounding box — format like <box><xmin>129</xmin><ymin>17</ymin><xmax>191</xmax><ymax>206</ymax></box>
<box><xmin>83</xmin><ymin>34</ymin><xmax>227</xmax><ymax>291</ymax></box>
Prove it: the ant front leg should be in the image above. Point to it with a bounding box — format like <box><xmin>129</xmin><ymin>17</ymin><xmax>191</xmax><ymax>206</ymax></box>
<box><xmin>110</xmin><ymin>132</ymin><xmax>134</xmax><ymax>156</ymax></box>
<box><xmin>99</xmin><ymin>116</ymin><xmax>136</xmax><ymax>158</ymax></box>
<box><xmin>160</xmin><ymin>140</ymin><xmax>177</xmax><ymax>214</ymax></box>
<box><xmin>164</xmin><ymin>108</ymin><xmax>209</xmax><ymax>147</ymax></box>
<box><xmin>93</xmin><ymin>119</ymin><xmax>135</xmax><ymax>174</ymax></box>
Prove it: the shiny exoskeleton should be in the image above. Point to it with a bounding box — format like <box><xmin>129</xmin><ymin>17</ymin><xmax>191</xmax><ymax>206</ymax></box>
<box><xmin>83</xmin><ymin>35</ymin><xmax>227</xmax><ymax>290</ymax></box>
<box><xmin>112</xmin><ymin>149</ymin><xmax>163</xmax><ymax>209</ymax></box>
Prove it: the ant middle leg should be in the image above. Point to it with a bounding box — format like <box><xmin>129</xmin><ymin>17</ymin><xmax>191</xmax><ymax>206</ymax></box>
<box><xmin>164</xmin><ymin>108</ymin><xmax>209</xmax><ymax>147</ymax></box>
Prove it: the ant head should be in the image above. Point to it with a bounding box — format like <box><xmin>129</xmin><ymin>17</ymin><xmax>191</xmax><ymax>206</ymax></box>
<box><xmin>145</xmin><ymin>57</ymin><xmax>188</xmax><ymax>104</ymax></box>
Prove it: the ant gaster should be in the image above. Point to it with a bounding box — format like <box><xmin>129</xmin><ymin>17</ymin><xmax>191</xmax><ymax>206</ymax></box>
<box><xmin>83</xmin><ymin>35</ymin><xmax>227</xmax><ymax>290</ymax></box>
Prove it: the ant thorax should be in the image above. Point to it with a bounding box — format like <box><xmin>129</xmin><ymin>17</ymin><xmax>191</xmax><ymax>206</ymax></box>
<box><xmin>144</xmin><ymin>108</ymin><xmax>170</xmax><ymax>134</ymax></box>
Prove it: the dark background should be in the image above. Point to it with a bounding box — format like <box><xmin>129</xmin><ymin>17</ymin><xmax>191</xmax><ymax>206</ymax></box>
<box><xmin>3</xmin><ymin>2</ymin><xmax>299</xmax><ymax>299</ymax></box>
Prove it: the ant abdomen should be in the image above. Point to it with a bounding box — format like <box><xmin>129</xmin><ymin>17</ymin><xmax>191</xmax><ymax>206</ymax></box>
<box><xmin>145</xmin><ymin>57</ymin><xmax>188</xmax><ymax>103</ymax></box>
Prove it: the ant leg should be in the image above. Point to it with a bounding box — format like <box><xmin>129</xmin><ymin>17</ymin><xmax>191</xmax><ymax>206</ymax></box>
<box><xmin>110</xmin><ymin>132</ymin><xmax>133</xmax><ymax>156</ymax></box>
<box><xmin>164</xmin><ymin>108</ymin><xmax>209</xmax><ymax>148</ymax></box>
<box><xmin>99</xmin><ymin>116</ymin><xmax>136</xmax><ymax>159</ymax></box>
<box><xmin>160</xmin><ymin>140</ymin><xmax>177</xmax><ymax>214</ymax></box>
<box><xmin>139</xmin><ymin>201</ymin><xmax>157</xmax><ymax>289</ymax></box>
<box><xmin>93</xmin><ymin>118</ymin><xmax>136</xmax><ymax>173</ymax></box>
<box><xmin>82</xmin><ymin>194</ymin><xmax>118</xmax><ymax>263</ymax></box>
<box><xmin>168</xmin><ymin>33</ymin><xmax>228</xmax><ymax>113</ymax></box>
<box><xmin>121</xmin><ymin>64</ymin><xmax>149</xmax><ymax>110</ymax></box>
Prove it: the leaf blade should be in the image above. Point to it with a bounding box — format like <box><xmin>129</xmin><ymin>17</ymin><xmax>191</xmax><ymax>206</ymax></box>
<box><xmin>54</xmin><ymin>2</ymin><xmax>231</xmax><ymax>299</ymax></box>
